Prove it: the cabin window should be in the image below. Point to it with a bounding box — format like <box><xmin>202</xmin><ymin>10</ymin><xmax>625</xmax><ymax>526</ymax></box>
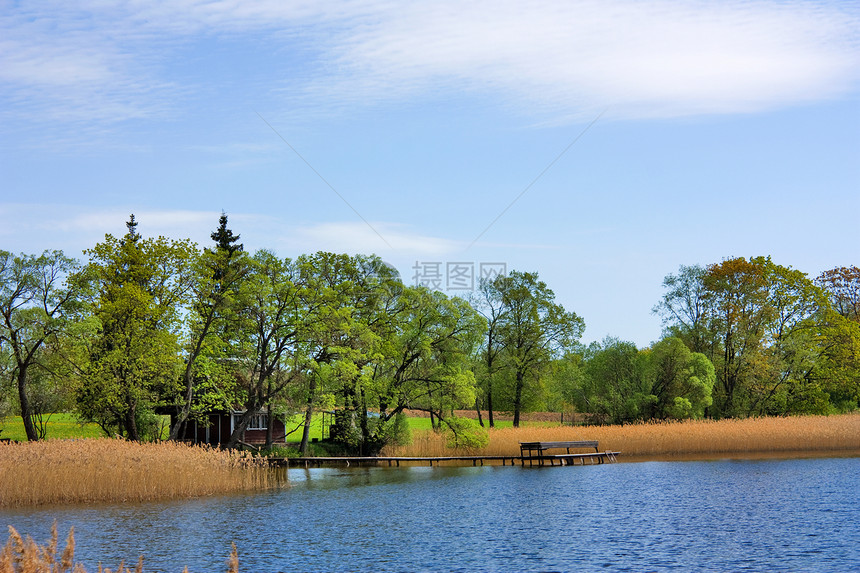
<box><xmin>234</xmin><ymin>413</ymin><xmax>267</xmax><ymax>430</ymax></box>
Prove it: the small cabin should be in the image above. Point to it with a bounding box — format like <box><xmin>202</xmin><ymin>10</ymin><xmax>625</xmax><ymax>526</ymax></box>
<box><xmin>172</xmin><ymin>409</ymin><xmax>288</xmax><ymax>446</ymax></box>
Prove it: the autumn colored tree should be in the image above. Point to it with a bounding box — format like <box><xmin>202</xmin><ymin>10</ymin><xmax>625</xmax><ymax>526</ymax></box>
<box><xmin>816</xmin><ymin>266</ymin><xmax>860</xmax><ymax>322</ymax></box>
<box><xmin>658</xmin><ymin>256</ymin><xmax>855</xmax><ymax>418</ymax></box>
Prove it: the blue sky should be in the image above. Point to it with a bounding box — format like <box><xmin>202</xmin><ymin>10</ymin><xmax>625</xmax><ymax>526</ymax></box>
<box><xmin>2</xmin><ymin>0</ymin><xmax>858</xmax><ymax>347</ymax></box>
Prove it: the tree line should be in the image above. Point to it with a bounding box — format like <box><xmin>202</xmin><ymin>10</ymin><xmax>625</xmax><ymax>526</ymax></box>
<box><xmin>1</xmin><ymin>215</ymin><xmax>858</xmax><ymax>452</ymax></box>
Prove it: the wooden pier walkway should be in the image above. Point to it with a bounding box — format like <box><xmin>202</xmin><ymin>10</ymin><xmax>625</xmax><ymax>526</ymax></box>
<box><xmin>269</xmin><ymin>441</ymin><xmax>619</xmax><ymax>468</ymax></box>
<box><xmin>270</xmin><ymin>455</ymin><xmax>520</xmax><ymax>467</ymax></box>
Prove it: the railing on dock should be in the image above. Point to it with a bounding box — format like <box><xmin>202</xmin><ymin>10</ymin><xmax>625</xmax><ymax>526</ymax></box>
<box><xmin>518</xmin><ymin>441</ymin><xmax>618</xmax><ymax>466</ymax></box>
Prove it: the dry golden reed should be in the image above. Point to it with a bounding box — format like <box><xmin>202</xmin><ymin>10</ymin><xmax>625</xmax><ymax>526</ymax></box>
<box><xmin>1</xmin><ymin>524</ymin><xmax>238</xmax><ymax>573</ymax></box>
<box><xmin>384</xmin><ymin>413</ymin><xmax>860</xmax><ymax>460</ymax></box>
<box><xmin>0</xmin><ymin>438</ymin><xmax>277</xmax><ymax>507</ymax></box>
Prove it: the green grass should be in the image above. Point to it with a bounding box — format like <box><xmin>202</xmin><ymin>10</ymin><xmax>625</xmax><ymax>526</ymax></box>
<box><xmin>404</xmin><ymin>417</ymin><xmax>559</xmax><ymax>431</ymax></box>
<box><xmin>0</xmin><ymin>412</ymin><xmax>559</xmax><ymax>443</ymax></box>
<box><xmin>0</xmin><ymin>413</ymin><xmax>103</xmax><ymax>441</ymax></box>
<box><xmin>281</xmin><ymin>414</ymin><xmax>327</xmax><ymax>443</ymax></box>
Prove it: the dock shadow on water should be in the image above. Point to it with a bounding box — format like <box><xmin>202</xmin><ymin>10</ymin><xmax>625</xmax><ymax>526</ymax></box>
<box><xmin>2</xmin><ymin>457</ymin><xmax>858</xmax><ymax>572</ymax></box>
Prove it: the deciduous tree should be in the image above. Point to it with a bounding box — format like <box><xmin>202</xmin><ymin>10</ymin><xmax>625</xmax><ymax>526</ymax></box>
<box><xmin>494</xmin><ymin>271</ymin><xmax>584</xmax><ymax>427</ymax></box>
<box><xmin>78</xmin><ymin>216</ymin><xmax>196</xmax><ymax>441</ymax></box>
<box><xmin>0</xmin><ymin>250</ymin><xmax>85</xmax><ymax>441</ymax></box>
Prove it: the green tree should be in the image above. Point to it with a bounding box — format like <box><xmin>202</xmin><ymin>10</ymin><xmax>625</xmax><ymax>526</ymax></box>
<box><xmin>168</xmin><ymin>213</ymin><xmax>248</xmax><ymax>441</ymax></box>
<box><xmin>78</xmin><ymin>215</ymin><xmax>196</xmax><ymax>441</ymax></box>
<box><xmin>469</xmin><ymin>277</ymin><xmax>508</xmax><ymax>427</ymax></box>
<box><xmin>643</xmin><ymin>337</ymin><xmax>715</xmax><ymax>420</ymax></box>
<box><xmin>364</xmin><ymin>288</ymin><xmax>483</xmax><ymax>451</ymax></box>
<box><xmin>0</xmin><ymin>250</ymin><xmax>85</xmax><ymax>441</ymax></box>
<box><xmin>227</xmin><ymin>250</ymin><xmax>305</xmax><ymax>448</ymax></box>
<box><xmin>294</xmin><ymin>252</ymin><xmax>388</xmax><ymax>454</ymax></box>
<box><xmin>653</xmin><ymin>264</ymin><xmax>713</xmax><ymax>354</ymax></box>
<box><xmin>578</xmin><ymin>337</ymin><xmax>648</xmax><ymax>424</ymax></box>
<box><xmin>494</xmin><ymin>271</ymin><xmax>584</xmax><ymax>427</ymax></box>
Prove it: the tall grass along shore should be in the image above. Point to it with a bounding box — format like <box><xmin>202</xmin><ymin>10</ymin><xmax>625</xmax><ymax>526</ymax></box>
<box><xmin>1</xmin><ymin>523</ymin><xmax>240</xmax><ymax>573</ymax></box>
<box><xmin>0</xmin><ymin>439</ymin><xmax>278</xmax><ymax>507</ymax></box>
<box><xmin>384</xmin><ymin>413</ymin><xmax>860</xmax><ymax>460</ymax></box>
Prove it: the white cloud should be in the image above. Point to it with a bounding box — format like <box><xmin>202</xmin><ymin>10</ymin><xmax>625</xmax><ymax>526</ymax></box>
<box><xmin>1</xmin><ymin>0</ymin><xmax>857</xmax><ymax>136</ymax></box>
<box><xmin>311</xmin><ymin>0</ymin><xmax>860</xmax><ymax>119</ymax></box>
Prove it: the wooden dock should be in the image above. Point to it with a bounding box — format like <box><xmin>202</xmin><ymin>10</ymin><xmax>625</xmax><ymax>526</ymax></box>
<box><xmin>518</xmin><ymin>441</ymin><xmax>618</xmax><ymax>466</ymax></box>
<box><xmin>269</xmin><ymin>455</ymin><xmax>522</xmax><ymax>467</ymax></box>
<box><xmin>269</xmin><ymin>441</ymin><xmax>619</xmax><ymax>468</ymax></box>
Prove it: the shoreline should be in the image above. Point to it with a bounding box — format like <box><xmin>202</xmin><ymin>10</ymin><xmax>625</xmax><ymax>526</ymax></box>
<box><xmin>614</xmin><ymin>448</ymin><xmax>860</xmax><ymax>464</ymax></box>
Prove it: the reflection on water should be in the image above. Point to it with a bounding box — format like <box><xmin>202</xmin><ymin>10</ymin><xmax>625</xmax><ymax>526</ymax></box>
<box><xmin>3</xmin><ymin>458</ymin><xmax>858</xmax><ymax>572</ymax></box>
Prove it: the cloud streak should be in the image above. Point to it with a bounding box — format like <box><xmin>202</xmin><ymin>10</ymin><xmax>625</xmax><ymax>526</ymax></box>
<box><xmin>1</xmin><ymin>0</ymin><xmax>858</xmax><ymax>141</ymax></box>
<box><xmin>314</xmin><ymin>0</ymin><xmax>859</xmax><ymax>119</ymax></box>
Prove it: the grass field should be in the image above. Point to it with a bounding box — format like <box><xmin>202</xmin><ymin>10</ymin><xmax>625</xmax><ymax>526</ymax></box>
<box><xmin>0</xmin><ymin>413</ymin><xmax>103</xmax><ymax>441</ymax></box>
<box><xmin>0</xmin><ymin>411</ymin><xmax>557</xmax><ymax>443</ymax></box>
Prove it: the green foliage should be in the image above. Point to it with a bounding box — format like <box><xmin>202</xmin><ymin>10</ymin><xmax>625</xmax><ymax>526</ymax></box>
<box><xmin>443</xmin><ymin>416</ymin><xmax>489</xmax><ymax>449</ymax></box>
<box><xmin>579</xmin><ymin>337</ymin><xmax>650</xmax><ymax>424</ymax></box>
<box><xmin>0</xmin><ymin>249</ymin><xmax>85</xmax><ymax>441</ymax></box>
<box><xmin>77</xmin><ymin>216</ymin><xmax>195</xmax><ymax>441</ymax></box>
<box><xmin>656</xmin><ymin>256</ymin><xmax>859</xmax><ymax>419</ymax></box>
<box><xmin>644</xmin><ymin>337</ymin><xmax>715</xmax><ymax>420</ymax></box>
<box><xmin>8</xmin><ymin>212</ymin><xmax>859</xmax><ymax>447</ymax></box>
<box><xmin>388</xmin><ymin>411</ymin><xmax>412</xmax><ymax>446</ymax></box>
<box><xmin>491</xmin><ymin>271</ymin><xmax>585</xmax><ymax>426</ymax></box>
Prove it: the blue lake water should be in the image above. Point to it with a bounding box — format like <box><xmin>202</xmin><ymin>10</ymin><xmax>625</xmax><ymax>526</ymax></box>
<box><xmin>2</xmin><ymin>457</ymin><xmax>858</xmax><ymax>572</ymax></box>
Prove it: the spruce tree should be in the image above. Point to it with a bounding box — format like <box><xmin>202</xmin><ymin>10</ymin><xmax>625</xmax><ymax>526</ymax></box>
<box><xmin>210</xmin><ymin>212</ymin><xmax>243</xmax><ymax>255</ymax></box>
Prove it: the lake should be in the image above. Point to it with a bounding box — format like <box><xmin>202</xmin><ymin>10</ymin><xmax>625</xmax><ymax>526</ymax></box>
<box><xmin>2</xmin><ymin>457</ymin><xmax>858</xmax><ymax>572</ymax></box>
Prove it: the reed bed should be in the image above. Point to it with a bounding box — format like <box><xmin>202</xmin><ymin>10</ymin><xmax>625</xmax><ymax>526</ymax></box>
<box><xmin>1</xmin><ymin>523</ymin><xmax>240</xmax><ymax>573</ymax></box>
<box><xmin>0</xmin><ymin>439</ymin><xmax>278</xmax><ymax>507</ymax></box>
<box><xmin>384</xmin><ymin>413</ymin><xmax>860</xmax><ymax>460</ymax></box>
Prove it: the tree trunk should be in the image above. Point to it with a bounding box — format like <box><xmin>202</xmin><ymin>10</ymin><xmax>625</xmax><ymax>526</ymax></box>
<box><xmin>474</xmin><ymin>397</ymin><xmax>484</xmax><ymax>427</ymax></box>
<box><xmin>513</xmin><ymin>370</ymin><xmax>524</xmax><ymax>428</ymax></box>
<box><xmin>17</xmin><ymin>366</ymin><xmax>39</xmax><ymax>442</ymax></box>
<box><xmin>265</xmin><ymin>408</ymin><xmax>274</xmax><ymax>448</ymax></box>
<box><xmin>358</xmin><ymin>390</ymin><xmax>370</xmax><ymax>457</ymax></box>
<box><xmin>125</xmin><ymin>405</ymin><xmax>140</xmax><ymax>442</ymax></box>
<box><xmin>226</xmin><ymin>406</ymin><xmax>258</xmax><ymax>448</ymax></box>
<box><xmin>168</xmin><ymin>321</ymin><xmax>211</xmax><ymax>441</ymax></box>
<box><xmin>300</xmin><ymin>375</ymin><xmax>318</xmax><ymax>455</ymax></box>
<box><xmin>487</xmin><ymin>382</ymin><xmax>495</xmax><ymax>428</ymax></box>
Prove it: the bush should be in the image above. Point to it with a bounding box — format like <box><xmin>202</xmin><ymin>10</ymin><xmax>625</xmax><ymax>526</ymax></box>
<box><xmin>443</xmin><ymin>417</ymin><xmax>489</xmax><ymax>450</ymax></box>
<box><xmin>386</xmin><ymin>412</ymin><xmax>412</xmax><ymax>446</ymax></box>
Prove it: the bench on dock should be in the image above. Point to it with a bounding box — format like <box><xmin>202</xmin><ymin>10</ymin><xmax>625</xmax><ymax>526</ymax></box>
<box><xmin>519</xmin><ymin>441</ymin><xmax>616</xmax><ymax>466</ymax></box>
